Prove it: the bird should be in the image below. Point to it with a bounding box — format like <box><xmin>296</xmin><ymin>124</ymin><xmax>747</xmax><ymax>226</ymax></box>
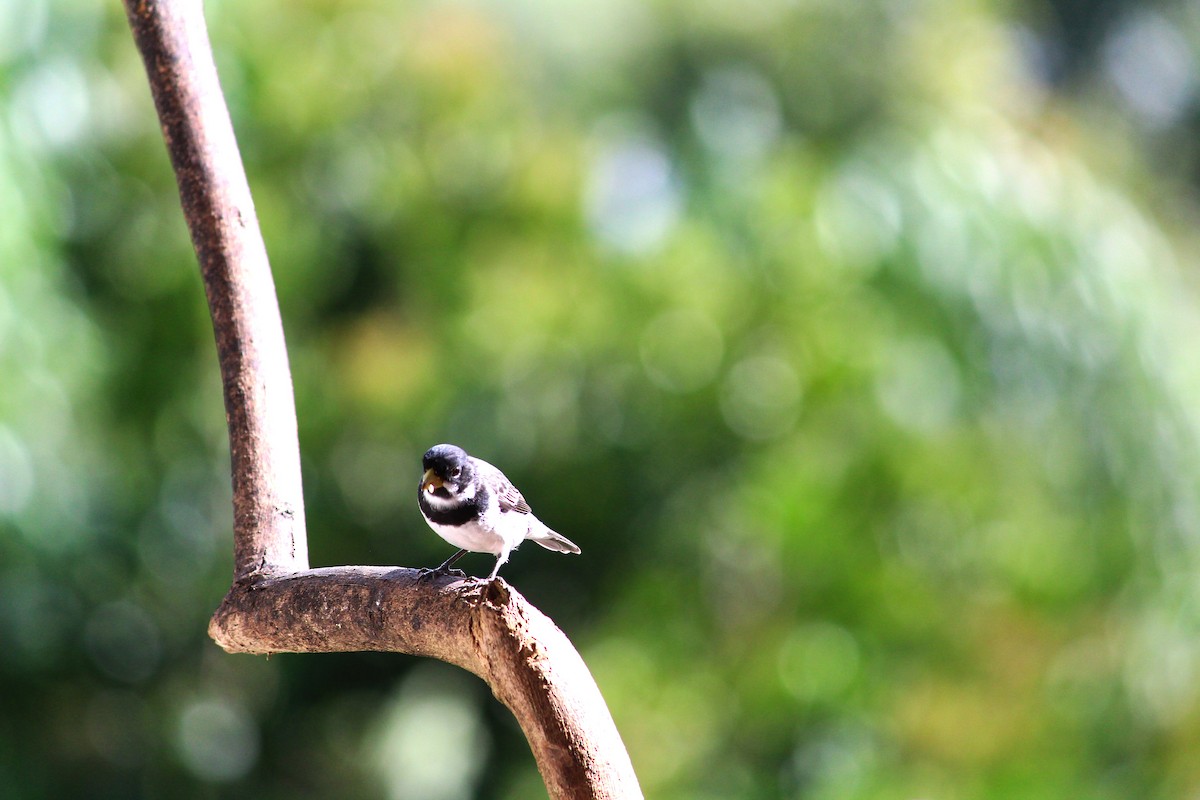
<box><xmin>417</xmin><ymin>443</ymin><xmax>581</xmax><ymax>580</ymax></box>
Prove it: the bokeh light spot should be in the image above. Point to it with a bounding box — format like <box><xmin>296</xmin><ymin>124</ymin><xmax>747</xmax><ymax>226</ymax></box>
<box><xmin>690</xmin><ymin>65</ymin><xmax>782</xmax><ymax>163</ymax></box>
<box><xmin>84</xmin><ymin>601</ymin><xmax>162</xmax><ymax>684</ymax></box>
<box><xmin>876</xmin><ymin>337</ymin><xmax>961</xmax><ymax>434</ymax></box>
<box><xmin>0</xmin><ymin>0</ymin><xmax>49</xmax><ymax>64</ymax></box>
<box><xmin>778</xmin><ymin>622</ymin><xmax>862</xmax><ymax>703</ymax></box>
<box><xmin>9</xmin><ymin>57</ymin><xmax>91</xmax><ymax>151</ymax></box>
<box><xmin>585</xmin><ymin>129</ymin><xmax>681</xmax><ymax>255</ymax></box>
<box><xmin>0</xmin><ymin>569</ymin><xmax>78</xmax><ymax>670</ymax></box>
<box><xmin>175</xmin><ymin>697</ymin><xmax>260</xmax><ymax>782</ymax></box>
<box><xmin>815</xmin><ymin>165</ymin><xmax>901</xmax><ymax>273</ymax></box>
<box><xmin>1103</xmin><ymin>11</ymin><xmax>1196</xmax><ymax>128</ymax></box>
<box><xmin>719</xmin><ymin>354</ymin><xmax>802</xmax><ymax>440</ymax></box>
<box><xmin>0</xmin><ymin>425</ymin><xmax>34</xmax><ymax>514</ymax></box>
<box><xmin>640</xmin><ymin>309</ymin><xmax>724</xmax><ymax>392</ymax></box>
<box><xmin>370</xmin><ymin>667</ymin><xmax>489</xmax><ymax>800</ymax></box>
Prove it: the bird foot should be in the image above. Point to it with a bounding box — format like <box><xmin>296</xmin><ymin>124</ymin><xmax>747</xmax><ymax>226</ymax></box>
<box><xmin>417</xmin><ymin>566</ymin><xmax>468</xmax><ymax>580</ymax></box>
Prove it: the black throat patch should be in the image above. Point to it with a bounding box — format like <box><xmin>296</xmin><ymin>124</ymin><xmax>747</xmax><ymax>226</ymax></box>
<box><xmin>418</xmin><ymin>486</ymin><xmax>485</xmax><ymax>527</ymax></box>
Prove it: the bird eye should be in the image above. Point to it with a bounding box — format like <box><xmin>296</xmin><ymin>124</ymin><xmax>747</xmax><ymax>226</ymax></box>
<box><xmin>449</xmin><ymin>466</ymin><xmax>462</xmax><ymax>479</ymax></box>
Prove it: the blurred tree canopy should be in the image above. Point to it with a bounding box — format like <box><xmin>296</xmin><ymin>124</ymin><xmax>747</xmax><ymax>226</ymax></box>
<box><xmin>4</xmin><ymin>0</ymin><xmax>1200</xmax><ymax>798</ymax></box>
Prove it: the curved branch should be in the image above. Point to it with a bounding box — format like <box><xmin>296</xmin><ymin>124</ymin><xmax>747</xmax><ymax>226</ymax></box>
<box><xmin>209</xmin><ymin>569</ymin><xmax>642</xmax><ymax>798</ymax></box>
<box><xmin>123</xmin><ymin>2</ymin><xmax>642</xmax><ymax>797</ymax></box>
<box><xmin>124</xmin><ymin>0</ymin><xmax>307</xmax><ymax>579</ymax></box>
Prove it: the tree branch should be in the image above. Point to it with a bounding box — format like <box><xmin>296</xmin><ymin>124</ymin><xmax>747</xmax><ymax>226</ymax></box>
<box><xmin>209</xmin><ymin>569</ymin><xmax>642</xmax><ymax>798</ymax></box>
<box><xmin>124</xmin><ymin>0</ymin><xmax>307</xmax><ymax>579</ymax></box>
<box><xmin>123</xmin><ymin>1</ymin><xmax>642</xmax><ymax>797</ymax></box>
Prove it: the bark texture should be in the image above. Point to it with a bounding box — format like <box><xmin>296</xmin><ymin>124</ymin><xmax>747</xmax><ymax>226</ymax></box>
<box><xmin>124</xmin><ymin>0</ymin><xmax>307</xmax><ymax>579</ymax></box>
<box><xmin>123</xmin><ymin>1</ymin><xmax>642</xmax><ymax>797</ymax></box>
<box><xmin>209</xmin><ymin>568</ymin><xmax>642</xmax><ymax>798</ymax></box>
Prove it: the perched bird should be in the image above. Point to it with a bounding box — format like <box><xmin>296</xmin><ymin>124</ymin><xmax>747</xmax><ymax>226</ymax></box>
<box><xmin>417</xmin><ymin>443</ymin><xmax>581</xmax><ymax>580</ymax></box>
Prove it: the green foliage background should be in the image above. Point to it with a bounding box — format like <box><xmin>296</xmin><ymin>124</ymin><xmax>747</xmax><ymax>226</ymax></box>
<box><xmin>4</xmin><ymin>0</ymin><xmax>1200</xmax><ymax>797</ymax></box>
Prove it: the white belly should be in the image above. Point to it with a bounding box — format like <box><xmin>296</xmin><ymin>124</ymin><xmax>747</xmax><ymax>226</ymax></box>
<box><xmin>428</xmin><ymin>518</ymin><xmax>509</xmax><ymax>554</ymax></box>
<box><xmin>423</xmin><ymin>497</ymin><xmax>534</xmax><ymax>556</ymax></box>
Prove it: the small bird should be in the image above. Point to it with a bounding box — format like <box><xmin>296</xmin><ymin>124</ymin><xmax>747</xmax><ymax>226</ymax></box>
<box><xmin>417</xmin><ymin>443</ymin><xmax>581</xmax><ymax>580</ymax></box>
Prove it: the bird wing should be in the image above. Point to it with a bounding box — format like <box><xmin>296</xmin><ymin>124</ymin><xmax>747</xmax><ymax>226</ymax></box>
<box><xmin>473</xmin><ymin>458</ymin><xmax>532</xmax><ymax>514</ymax></box>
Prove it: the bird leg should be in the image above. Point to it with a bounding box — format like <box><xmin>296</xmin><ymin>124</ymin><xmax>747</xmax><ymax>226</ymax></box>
<box><xmin>438</xmin><ymin>549</ymin><xmax>468</xmax><ymax>571</ymax></box>
<box><xmin>418</xmin><ymin>548</ymin><xmax>469</xmax><ymax>579</ymax></box>
<box><xmin>487</xmin><ymin>551</ymin><xmax>512</xmax><ymax>581</ymax></box>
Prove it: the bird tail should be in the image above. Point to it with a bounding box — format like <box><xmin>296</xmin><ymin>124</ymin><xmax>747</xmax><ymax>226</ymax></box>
<box><xmin>529</xmin><ymin>524</ymin><xmax>581</xmax><ymax>554</ymax></box>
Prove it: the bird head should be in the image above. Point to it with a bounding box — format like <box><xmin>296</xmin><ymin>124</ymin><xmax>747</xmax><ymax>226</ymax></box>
<box><xmin>421</xmin><ymin>443</ymin><xmax>475</xmax><ymax>499</ymax></box>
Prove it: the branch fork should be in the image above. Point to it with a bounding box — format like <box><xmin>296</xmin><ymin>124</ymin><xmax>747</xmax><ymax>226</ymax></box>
<box><xmin>122</xmin><ymin>1</ymin><xmax>640</xmax><ymax>796</ymax></box>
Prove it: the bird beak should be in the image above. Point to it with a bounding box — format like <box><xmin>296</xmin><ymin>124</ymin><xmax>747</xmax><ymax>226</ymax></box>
<box><xmin>422</xmin><ymin>469</ymin><xmax>444</xmax><ymax>493</ymax></box>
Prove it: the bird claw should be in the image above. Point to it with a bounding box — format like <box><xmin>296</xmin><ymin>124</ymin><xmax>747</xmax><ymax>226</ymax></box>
<box><xmin>417</xmin><ymin>566</ymin><xmax>467</xmax><ymax>580</ymax></box>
